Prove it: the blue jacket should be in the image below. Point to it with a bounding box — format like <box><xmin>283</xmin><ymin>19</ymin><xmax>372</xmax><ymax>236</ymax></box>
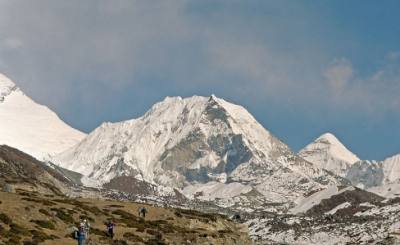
<box><xmin>77</xmin><ymin>230</ymin><xmax>86</xmax><ymax>241</ymax></box>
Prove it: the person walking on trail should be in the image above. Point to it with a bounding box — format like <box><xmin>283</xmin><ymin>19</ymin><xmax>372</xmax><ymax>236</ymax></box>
<box><xmin>83</xmin><ymin>219</ymin><xmax>90</xmax><ymax>239</ymax></box>
<box><xmin>106</xmin><ymin>220</ymin><xmax>115</xmax><ymax>238</ymax></box>
<box><xmin>232</xmin><ymin>213</ymin><xmax>241</xmax><ymax>222</ymax></box>
<box><xmin>75</xmin><ymin>225</ymin><xmax>86</xmax><ymax>245</ymax></box>
<box><xmin>138</xmin><ymin>207</ymin><xmax>148</xmax><ymax>218</ymax></box>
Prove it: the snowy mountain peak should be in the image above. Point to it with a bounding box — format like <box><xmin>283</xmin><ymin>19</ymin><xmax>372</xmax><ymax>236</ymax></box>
<box><xmin>209</xmin><ymin>94</ymin><xmax>218</xmax><ymax>100</ymax></box>
<box><xmin>54</xmin><ymin>95</ymin><xmax>342</xmax><ymax>204</ymax></box>
<box><xmin>303</xmin><ymin>132</ymin><xmax>359</xmax><ymax>164</ymax></box>
<box><xmin>299</xmin><ymin>132</ymin><xmax>360</xmax><ymax>176</ymax></box>
<box><xmin>0</xmin><ymin>73</ymin><xmax>17</xmax><ymax>101</ymax></box>
<box><xmin>317</xmin><ymin>132</ymin><xmax>341</xmax><ymax>144</ymax></box>
<box><xmin>0</xmin><ymin>73</ymin><xmax>86</xmax><ymax>159</ymax></box>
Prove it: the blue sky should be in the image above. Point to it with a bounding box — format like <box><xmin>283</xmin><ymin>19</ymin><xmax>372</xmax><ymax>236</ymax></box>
<box><xmin>0</xmin><ymin>1</ymin><xmax>399</xmax><ymax>160</ymax></box>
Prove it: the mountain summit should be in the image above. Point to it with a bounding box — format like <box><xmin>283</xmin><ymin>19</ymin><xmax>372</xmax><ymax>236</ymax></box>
<box><xmin>0</xmin><ymin>73</ymin><xmax>86</xmax><ymax>160</ymax></box>
<box><xmin>299</xmin><ymin>133</ymin><xmax>360</xmax><ymax>177</ymax></box>
<box><xmin>54</xmin><ymin>95</ymin><xmax>344</xmax><ymax>209</ymax></box>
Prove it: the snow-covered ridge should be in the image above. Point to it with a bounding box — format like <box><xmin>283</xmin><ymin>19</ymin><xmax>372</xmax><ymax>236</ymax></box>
<box><xmin>299</xmin><ymin>133</ymin><xmax>360</xmax><ymax>177</ymax></box>
<box><xmin>342</xmin><ymin>154</ymin><xmax>400</xmax><ymax>199</ymax></box>
<box><xmin>291</xmin><ymin>185</ymin><xmax>355</xmax><ymax>214</ymax></box>
<box><xmin>54</xmin><ymin>95</ymin><xmax>343</xmax><ymax>207</ymax></box>
<box><xmin>0</xmin><ymin>73</ymin><xmax>17</xmax><ymax>101</ymax></box>
<box><xmin>0</xmin><ymin>73</ymin><xmax>87</xmax><ymax>160</ymax></box>
<box><xmin>54</xmin><ymin>95</ymin><xmax>276</xmax><ymax>183</ymax></box>
<box><xmin>346</xmin><ymin>160</ymin><xmax>383</xmax><ymax>189</ymax></box>
<box><xmin>299</xmin><ymin>132</ymin><xmax>400</xmax><ymax>196</ymax></box>
<box><xmin>301</xmin><ymin>133</ymin><xmax>359</xmax><ymax>164</ymax></box>
<box><xmin>383</xmin><ymin>154</ymin><xmax>400</xmax><ymax>184</ymax></box>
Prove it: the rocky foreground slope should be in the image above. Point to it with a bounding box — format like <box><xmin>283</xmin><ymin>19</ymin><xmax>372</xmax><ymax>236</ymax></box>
<box><xmin>0</xmin><ymin>190</ymin><xmax>251</xmax><ymax>245</ymax></box>
<box><xmin>0</xmin><ymin>145</ymin><xmax>80</xmax><ymax>195</ymax></box>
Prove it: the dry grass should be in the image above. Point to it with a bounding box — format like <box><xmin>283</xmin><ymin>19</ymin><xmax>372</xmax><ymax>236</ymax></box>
<box><xmin>0</xmin><ymin>191</ymin><xmax>251</xmax><ymax>245</ymax></box>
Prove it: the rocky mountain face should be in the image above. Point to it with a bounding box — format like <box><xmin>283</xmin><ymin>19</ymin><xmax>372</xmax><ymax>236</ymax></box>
<box><xmin>0</xmin><ymin>145</ymin><xmax>78</xmax><ymax>195</ymax></box>
<box><xmin>0</xmin><ymin>73</ymin><xmax>86</xmax><ymax>160</ymax></box>
<box><xmin>345</xmin><ymin>155</ymin><xmax>400</xmax><ymax>198</ymax></box>
<box><xmin>299</xmin><ymin>133</ymin><xmax>360</xmax><ymax>177</ymax></box>
<box><xmin>53</xmin><ymin>95</ymin><xmax>345</xmax><ymax>211</ymax></box>
<box><xmin>345</xmin><ymin>160</ymin><xmax>384</xmax><ymax>189</ymax></box>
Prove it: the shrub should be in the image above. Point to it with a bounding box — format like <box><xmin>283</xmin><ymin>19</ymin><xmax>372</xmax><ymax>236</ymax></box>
<box><xmin>144</xmin><ymin>238</ymin><xmax>167</xmax><ymax>245</ymax></box>
<box><xmin>9</xmin><ymin>223</ymin><xmax>31</xmax><ymax>236</ymax></box>
<box><xmin>112</xmin><ymin>240</ymin><xmax>128</xmax><ymax>245</ymax></box>
<box><xmin>30</xmin><ymin>220</ymin><xmax>56</xmax><ymax>230</ymax></box>
<box><xmin>38</xmin><ymin>209</ymin><xmax>51</xmax><ymax>217</ymax></box>
<box><xmin>30</xmin><ymin>229</ymin><xmax>56</xmax><ymax>242</ymax></box>
<box><xmin>123</xmin><ymin>232</ymin><xmax>144</xmax><ymax>242</ymax></box>
<box><xmin>91</xmin><ymin>227</ymin><xmax>108</xmax><ymax>237</ymax></box>
<box><xmin>0</xmin><ymin>213</ymin><xmax>12</xmax><ymax>224</ymax></box>
<box><xmin>79</xmin><ymin>204</ymin><xmax>103</xmax><ymax>216</ymax></box>
<box><xmin>79</xmin><ymin>214</ymin><xmax>95</xmax><ymax>223</ymax></box>
<box><xmin>21</xmin><ymin>197</ymin><xmax>56</xmax><ymax>206</ymax></box>
<box><xmin>50</xmin><ymin>208</ymin><xmax>74</xmax><ymax>224</ymax></box>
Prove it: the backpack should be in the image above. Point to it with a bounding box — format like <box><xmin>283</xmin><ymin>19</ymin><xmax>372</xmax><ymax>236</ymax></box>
<box><xmin>73</xmin><ymin>230</ymin><xmax>79</xmax><ymax>239</ymax></box>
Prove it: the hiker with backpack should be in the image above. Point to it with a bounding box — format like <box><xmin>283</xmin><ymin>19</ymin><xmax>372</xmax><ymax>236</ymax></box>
<box><xmin>138</xmin><ymin>207</ymin><xmax>148</xmax><ymax>218</ymax></box>
<box><xmin>82</xmin><ymin>219</ymin><xmax>90</xmax><ymax>239</ymax></box>
<box><xmin>232</xmin><ymin>213</ymin><xmax>241</xmax><ymax>222</ymax></box>
<box><xmin>106</xmin><ymin>220</ymin><xmax>115</xmax><ymax>238</ymax></box>
<box><xmin>73</xmin><ymin>225</ymin><xmax>86</xmax><ymax>245</ymax></box>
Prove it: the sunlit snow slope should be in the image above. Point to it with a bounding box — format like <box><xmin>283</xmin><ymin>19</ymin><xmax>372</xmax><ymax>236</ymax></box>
<box><xmin>54</xmin><ymin>95</ymin><xmax>344</xmax><ymax>206</ymax></box>
<box><xmin>299</xmin><ymin>133</ymin><xmax>360</xmax><ymax>177</ymax></box>
<box><xmin>0</xmin><ymin>73</ymin><xmax>86</xmax><ymax>160</ymax></box>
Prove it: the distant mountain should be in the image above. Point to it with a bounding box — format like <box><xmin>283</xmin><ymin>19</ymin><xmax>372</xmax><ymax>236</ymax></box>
<box><xmin>346</xmin><ymin>154</ymin><xmax>400</xmax><ymax>195</ymax></box>
<box><xmin>382</xmin><ymin>154</ymin><xmax>400</xmax><ymax>184</ymax></box>
<box><xmin>53</xmin><ymin>95</ymin><xmax>345</xmax><ymax>210</ymax></box>
<box><xmin>0</xmin><ymin>73</ymin><xmax>86</xmax><ymax>160</ymax></box>
<box><xmin>345</xmin><ymin>160</ymin><xmax>383</xmax><ymax>189</ymax></box>
<box><xmin>299</xmin><ymin>133</ymin><xmax>360</xmax><ymax>177</ymax></box>
<box><xmin>298</xmin><ymin>132</ymin><xmax>400</xmax><ymax>198</ymax></box>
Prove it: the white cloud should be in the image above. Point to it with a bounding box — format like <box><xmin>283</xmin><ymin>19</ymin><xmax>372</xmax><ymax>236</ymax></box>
<box><xmin>324</xmin><ymin>58</ymin><xmax>353</xmax><ymax>94</ymax></box>
<box><xmin>320</xmin><ymin>53</ymin><xmax>400</xmax><ymax>113</ymax></box>
<box><xmin>0</xmin><ymin>0</ymin><xmax>398</xmax><ymax>126</ymax></box>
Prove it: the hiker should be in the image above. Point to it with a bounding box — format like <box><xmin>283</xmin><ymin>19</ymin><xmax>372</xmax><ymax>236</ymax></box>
<box><xmin>106</xmin><ymin>220</ymin><xmax>115</xmax><ymax>238</ymax></box>
<box><xmin>74</xmin><ymin>225</ymin><xmax>86</xmax><ymax>245</ymax></box>
<box><xmin>232</xmin><ymin>213</ymin><xmax>241</xmax><ymax>222</ymax></box>
<box><xmin>138</xmin><ymin>207</ymin><xmax>148</xmax><ymax>218</ymax></box>
<box><xmin>83</xmin><ymin>219</ymin><xmax>90</xmax><ymax>239</ymax></box>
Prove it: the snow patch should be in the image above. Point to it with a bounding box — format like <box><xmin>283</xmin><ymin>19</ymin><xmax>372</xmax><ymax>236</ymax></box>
<box><xmin>325</xmin><ymin>202</ymin><xmax>351</xmax><ymax>215</ymax></box>
<box><xmin>182</xmin><ymin>181</ymin><xmax>252</xmax><ymax>201</ymax></box>
<box><xmin>291</xmin><ymin>186</ymin><xmax>355</xmax><ymax>214</ymax></box>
